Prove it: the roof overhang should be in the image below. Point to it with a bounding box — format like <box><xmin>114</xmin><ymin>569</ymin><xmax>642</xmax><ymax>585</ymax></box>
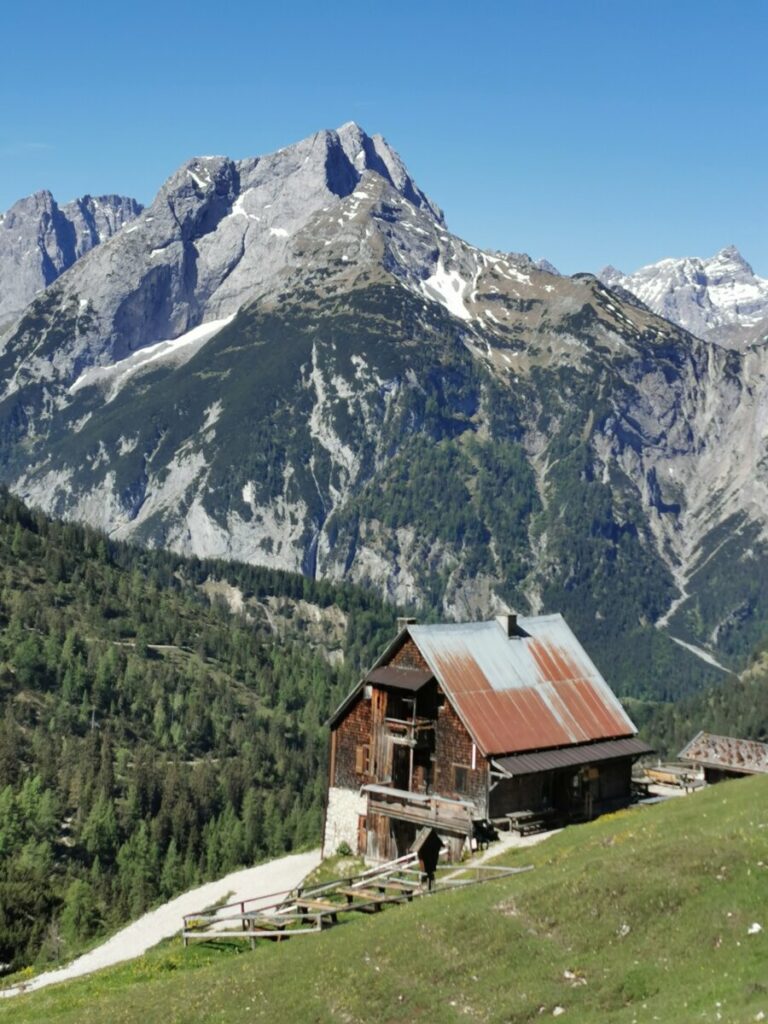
<box><xmin>492</xmin><ymin>736</ymin><xmax>654</xmax><ymax>777</ymax></box>
<box><xmin>365</xmin><ymin>666</ymin><xmax>433</xmax><ymax>692</ymax></box>
<box><xmin>327</xmin><ymin>626</ymin><xmax>413</xmax><ymax>728</ymax></box>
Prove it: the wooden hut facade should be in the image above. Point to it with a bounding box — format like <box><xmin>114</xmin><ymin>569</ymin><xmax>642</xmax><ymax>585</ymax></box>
<box><xmin>323</xmin><ymin>613</ymin><xmax>651</xmax><ymax>862</ymax></box>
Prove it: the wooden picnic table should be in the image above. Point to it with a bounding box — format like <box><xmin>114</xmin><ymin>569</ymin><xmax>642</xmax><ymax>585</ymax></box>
<box><xmin>506</xmin><ymin>808</ymin><xmax>558</xmax><ymax>836</ymax></box>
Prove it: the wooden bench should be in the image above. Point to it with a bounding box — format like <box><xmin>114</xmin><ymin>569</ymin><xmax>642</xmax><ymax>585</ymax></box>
<box><xmin>371</xmin><ymin>880</ymin><xmax>418</xmax><ymax>898</ymax></box>
<box><xmin>294</xmin><ymin>898</ymin><xmax>341</xmax><ymax>923</ymax></box>
<box><xmin>244</xmin><ymin>914</ymin><xmax>292</xmax><ymax>941</ymax></box>
<box><xmin>337</xmin><ymin>887</ymin><xmax>388</xmax><ymax>910</ymax></box>
<box><xmin>244</xmin><ymin>912</ymin><xmax>291</xmax><ymax>929</ymax></box>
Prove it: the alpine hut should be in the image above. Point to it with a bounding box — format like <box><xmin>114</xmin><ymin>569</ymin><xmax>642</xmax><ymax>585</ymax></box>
<box><xmin>323</xmin><ymin>613</ymin><xmax>652</xmax><ymax>861</ymax></box>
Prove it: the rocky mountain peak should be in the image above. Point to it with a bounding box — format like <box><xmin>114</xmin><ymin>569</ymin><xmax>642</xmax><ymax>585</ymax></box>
<box><xmin>0</xmin><ymin>124</ymin><xmax>448</xmax><ymax>378</ymax></box>
<box><xmin>4</xmin><ymin>123</ymin><xmax>768</xmax><ymax>696</ymax></box>
<box><xmin>0</xmin><ymin>189</ymin><xmax>142</xmax><ymax>327</ymax></box>
<box><xmin>599</xmin><ymin>246</ymin><xmax>768</xmax><ymax>346</ymax></box>
<box><xmin>150</xmin><ymin>156</ymin><xmax>239</xmax><ymax>242</ymax></box>
<box><xmin>707</xmin><ymin>244</ymin><xmax>754</xmax><ymax>278</ymax></box>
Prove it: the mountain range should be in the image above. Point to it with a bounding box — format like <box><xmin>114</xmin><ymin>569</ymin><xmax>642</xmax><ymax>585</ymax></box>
<box><xmin>1</xmin><ymin>122</ymin><xmax>767</xmax><ymax>698</ymax></box>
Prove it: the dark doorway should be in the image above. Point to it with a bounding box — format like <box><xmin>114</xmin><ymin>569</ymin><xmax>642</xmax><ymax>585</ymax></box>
<box><xmin>392</xmin><ymin>743</ymin><xmax>410</xmax><ymax>790</ymax></box>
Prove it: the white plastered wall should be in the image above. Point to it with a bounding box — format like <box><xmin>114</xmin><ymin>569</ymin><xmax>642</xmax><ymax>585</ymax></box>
<box><xmin>323</xmin><ymin>786</ymin><xmax>367</xmax><ymax>856</ymax></box>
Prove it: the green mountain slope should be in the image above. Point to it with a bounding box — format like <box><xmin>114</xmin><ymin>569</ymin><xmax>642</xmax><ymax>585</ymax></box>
<box><xmin>4</xmin><ymin>776</ymin><xmax>767</xmax><ymax>1022</ymax></box>
<box><xmin>3</xmin><ymin>143</ymin><xmax>768</xmax><ymax>700</ymax></box>
<box><xmin>0</xmin><ymin>487</ymin><xmax>398</xmax><ymax>972</ymax></box>
<box><xmin>6</xmin><ymin>278</ymin><xmax>727</xmax><ymax>701</ymax></box>
<box><xmin>637</xmin><ymin>647</ymin><xmax>768</xmax><ymax>756</ymax></box>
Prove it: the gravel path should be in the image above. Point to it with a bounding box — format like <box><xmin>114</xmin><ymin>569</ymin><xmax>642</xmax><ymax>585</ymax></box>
<box><xmin>1</xmin><ymin>848</ymin><xmax>321</xmax><ymax>999</ymax></box>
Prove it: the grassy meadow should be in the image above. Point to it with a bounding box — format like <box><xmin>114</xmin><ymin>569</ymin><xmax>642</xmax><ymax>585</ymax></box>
<box><xmin>2</xmin><ymin>775</ymin><xmax>767</xmax><ymax>1023</ymax></box>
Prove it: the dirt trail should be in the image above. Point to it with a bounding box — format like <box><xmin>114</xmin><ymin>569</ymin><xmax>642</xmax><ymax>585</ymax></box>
<box><xmin>1</xmin><ymin>848</ymin><xmax>321</xmax><ymax>999</ymax></box>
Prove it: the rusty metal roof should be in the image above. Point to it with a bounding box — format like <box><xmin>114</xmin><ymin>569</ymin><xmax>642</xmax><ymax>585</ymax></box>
<box><xmin>494</xmin><ymin>736</ymin><xmax>653</xmax><ymax>776</ymax></box>
<box><xmin>408</xmin><ymin>615</ymin><xmax>637</xmax><ymax>756</ymax></box>
<box><xmin>365</xmin><ymin>666</ymin><xmax>434</xmax><ymax>691</ymax></box>
<box><xmin>678</xmin><ymin>731</ymin><xmax>768</xmax><ymax>775</ymax></box>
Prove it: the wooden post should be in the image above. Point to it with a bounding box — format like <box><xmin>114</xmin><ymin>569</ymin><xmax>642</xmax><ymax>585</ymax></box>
<box><xmin>408</xmin><ymin>698</ymin><xmax>416</xmax><ymax>791</ymax></box>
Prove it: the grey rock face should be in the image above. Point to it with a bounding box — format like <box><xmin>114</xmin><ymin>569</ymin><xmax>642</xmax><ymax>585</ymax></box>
<box><xmin>600</xmin><ymin>246</ymin><xmax>768</xmax><ymax>347</ymax></box>
<box><xmin>0</xmin><ymin>123</ymin><xmax>445</xmax><ymax>382</ymax></box>
<box><xmin>2</xmin><ymin>121</ymin><xmax>768</xmax><ymax>686</ymax></box>
<box><xmin>0</xmin><ymin>191</ymin><xmax>142</xmax><ymax>327</ymax></box>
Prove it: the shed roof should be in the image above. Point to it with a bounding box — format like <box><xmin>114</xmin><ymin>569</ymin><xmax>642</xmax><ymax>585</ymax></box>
<box><xmin>494</xmin><ymin>736</ymin><xmax>653</xmax><ymax>777</ymax></box>
<box><xmin>408</xmin><ymin>615</ymin><xmax>636</xmax><ymax>756</ymax></box>
<box><xmin>678</xmin><ymin>731</ymin><xmax>768</xmax><ymax>775</ymax></box>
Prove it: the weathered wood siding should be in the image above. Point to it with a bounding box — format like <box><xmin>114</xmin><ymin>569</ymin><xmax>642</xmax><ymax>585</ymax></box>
<box><xmin>390</xmin><ymin>637</ymin><xmax>430</xmax><ymax>671</ymax></box>
<box><xmin>434</xmin><ymin>697</ymin><xmax>487</xmax><ymax>814</ymax></box>
<box><xmin>489</xmin><ymin>758</ymin><xmax>634</xmax><ymax>818</ymax></box>
<box><xmin>598</xmin><ymin>760</ymin><xmax>632</xmax><ymax>802</ymax></box>
<box><xmin>333</xmin><ymin>694</ymin><xmax>372</xmax><ymax>789</ymax></box>
<box><xmin>489</xmin><ymin>773</ymin><xmax>550</xmax><ymax>817</ymax></box>
<box><xmin>370</xmin><ymin>686</ymin><xmax>389</xmax><ymax>783</ymax></box>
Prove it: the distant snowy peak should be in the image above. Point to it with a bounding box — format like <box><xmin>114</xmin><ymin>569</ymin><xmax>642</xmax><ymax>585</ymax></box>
<box><xmin>600</xmin><ymin>246</ymin><xmax>768</xmax><ymax>347</ymax></box>
<box><xmin>0</xmin><ymin>190</ymin><xmax>142</xmax><ymax>325</ymax></box>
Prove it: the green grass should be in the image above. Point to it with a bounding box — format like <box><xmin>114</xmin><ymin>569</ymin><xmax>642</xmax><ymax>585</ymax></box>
<box><xmin>3</xmin><ymin>777</ymin><xmax>768</xmax><ymax>1023</ymax></box>
<box><xmin>300</xmin><ymin>853</ymin><xmax>367</xmax><ymax>888</ymax></box>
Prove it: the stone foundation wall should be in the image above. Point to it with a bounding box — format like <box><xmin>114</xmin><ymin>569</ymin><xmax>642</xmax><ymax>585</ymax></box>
<box><xmin>323</xmin><ymin>786</ymin><xmax>367</xmax><ymax>857</ymax></box>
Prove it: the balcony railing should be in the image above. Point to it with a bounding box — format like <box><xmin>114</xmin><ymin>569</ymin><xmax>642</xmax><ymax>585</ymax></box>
<box><xmin>361</xmin><ymin>783</ymin><xmax>475</xmax><ymax>835</ymax></box>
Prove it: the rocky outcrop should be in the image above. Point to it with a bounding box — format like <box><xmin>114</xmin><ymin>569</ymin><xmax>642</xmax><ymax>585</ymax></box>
<box><xmin>0</xmin><ymin>191</ymin><xmax>142</xmax><ymax>326</ymax></box>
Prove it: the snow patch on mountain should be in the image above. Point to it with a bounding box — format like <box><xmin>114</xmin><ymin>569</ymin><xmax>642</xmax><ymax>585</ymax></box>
<box><xmin>69</xmin><ymin>315</ymin><xmax>236</xmax><ymax>401</ymax></box>
<box><xmin>117</xmin><ymin>435</ymin><xmax>139</xmax><ymax>455</ymax></box>
<box><xmin>202</xmin><ymin>401</ymin><xmax>223</xmax><ymax>430</ymax></box>
<box><xmin>422</xmin><ymin>260</ymin><xmax>471</xmax><ymax>321</ymax></box>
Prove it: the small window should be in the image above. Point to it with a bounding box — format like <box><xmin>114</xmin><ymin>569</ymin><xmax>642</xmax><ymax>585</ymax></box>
<box><xmin>355</xmin><ymin>743</ymin><xmax>371</xmax><ymax>776</ymax></box>
<box><xmin>453</xmin><ymin>765</ymin><xmax>469</xmax><ymax>792</ymax></box>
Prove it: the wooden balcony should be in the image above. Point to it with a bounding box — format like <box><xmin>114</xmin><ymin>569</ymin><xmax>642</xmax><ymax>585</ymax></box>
<box><xmin>362</xmin><ymin>783</ymin><xmax>475</xmax><ymax>835</ymax></box>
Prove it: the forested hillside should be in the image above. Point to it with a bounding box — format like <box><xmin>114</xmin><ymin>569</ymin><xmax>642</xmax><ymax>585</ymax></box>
<box><xmin>634</xmin><ymin>649</ymin><xmax>768</xmax><ymax>758</ymax></box>
<box><xmin>4</xmin><ymin>479</ymin><xmax>766</xmax><ymax>976</ymax></box>
<box><xmin>0</xmin><ymin>487</ymin><xmax>397</xmax><ymax>973</ymax></box>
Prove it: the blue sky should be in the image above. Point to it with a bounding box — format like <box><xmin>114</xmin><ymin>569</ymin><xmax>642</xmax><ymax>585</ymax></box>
<box><xmin>1</xmin><ymin>0</ymin><xmax>765</xmax><ymax>275</ymax></box>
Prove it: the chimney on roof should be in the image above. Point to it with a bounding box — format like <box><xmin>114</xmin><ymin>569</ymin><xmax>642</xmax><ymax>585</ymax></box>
<box><xmin>496</xmin><ymin>612</ymin><xmax>518</xmax><ymax>637</ymax></box>
<box><xmin>397</xmin><ymin>616</ymin><xmax>417</xmax><ymax>633</ymax></box>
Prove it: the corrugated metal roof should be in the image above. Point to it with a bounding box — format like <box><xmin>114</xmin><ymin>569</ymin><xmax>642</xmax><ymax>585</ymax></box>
<box><xmin>494</xmin><ymin>736</ymin><xmax>653</xmax><ymax>776</ymax></box>
<box><xmin>365</xmin><ymin>666</ymin><xmax>433</xmax><ymax>691</ymax></box>
<box><xmin>409</xmin><ymin>615</ymin><xmax>637</xmax><ymax>756</ymax></box>
<box><xmin>679</xmin><ymin>731</ymin><xmax>768</xmax><ymax>775</ymax></box>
